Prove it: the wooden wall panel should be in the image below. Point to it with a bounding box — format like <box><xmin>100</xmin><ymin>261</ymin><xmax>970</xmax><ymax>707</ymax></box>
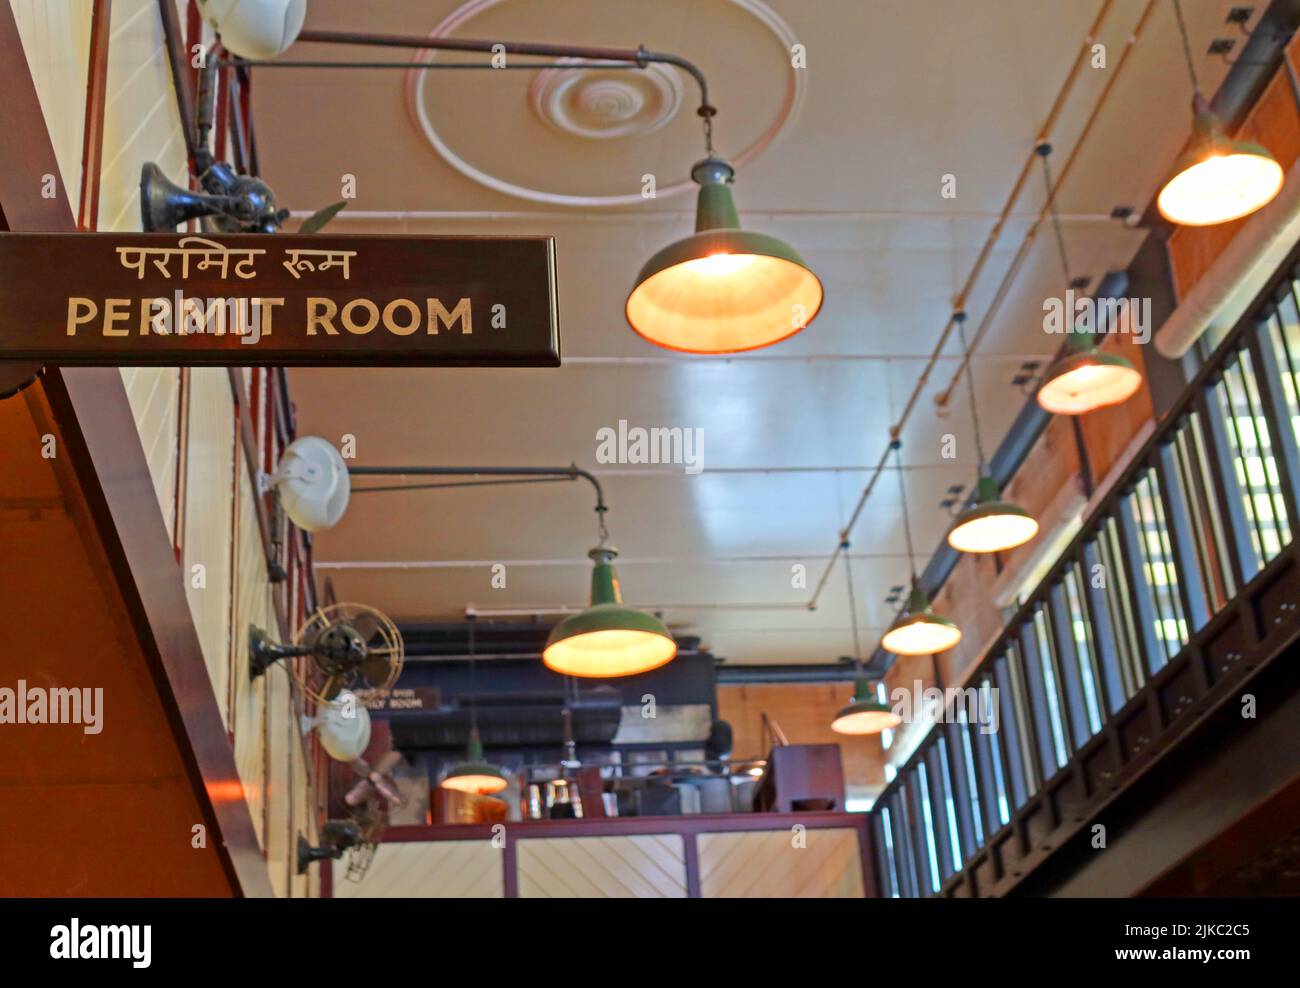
<box><xmin>516</xmin><ymin>835</ymin><xmax>687</xmax><ymax>898</ymax></box>
<box><xmin>7</xmin><ymin>0</ymin><xmax>93</xmax><ymax>203</ymax></box>
<box><xmin>698</xmin><ymin>827</ymin><xmax>864</xmax><ymax>898</ymax></box>
<box><xmin>332</xmin><ymin>841</ymin><xmax>504</xmax><ymax>898</ymax></box>
<box><xmin>717</xmin><ymin>682</ymin><xmax>885</xmax><ymax>794</ymax></box>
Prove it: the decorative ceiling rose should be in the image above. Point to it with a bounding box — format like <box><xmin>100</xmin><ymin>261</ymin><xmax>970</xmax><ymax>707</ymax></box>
<box><xmin>405</xmin><ymin>0</ymin><xmax>805</xmax><ymax>207</ymax></box>
<box><xmin>530</xmin><ymin>59</ymin><xmax>684</xmax><ymax>140</ymax></box>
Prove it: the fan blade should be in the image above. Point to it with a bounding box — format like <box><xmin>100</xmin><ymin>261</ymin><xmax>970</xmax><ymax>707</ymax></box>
<box><xmin>297</xmin><ymin>199</ymin><xmax>347</xmax><ymax>234</ymax></box>
<box><xmin>371</xmin><ymin>773</ymin><xmax>404</xmax><ymax>807</ymax></box>
<box><xmin>344</xmin><ymin>778</ymin><xmax>373</xmax><ymax>807</ymax></box>
<box><xmin>361</xmin><ymin>653</ymin><xmax>393</xmax><ymax>688</ymax></box>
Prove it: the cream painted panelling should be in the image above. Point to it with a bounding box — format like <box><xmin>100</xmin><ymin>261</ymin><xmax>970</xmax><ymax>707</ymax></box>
<box><xmin>232</xmin><ymin>465</ymin><xmax>270</xmax><ymax>845</ymax></box>
<box><xmin>120</xmin><ymin>366</ymin><xmax>180</xmax><ymax>541</ymax></box>
<box><xmin>183</xmin><ymin>368</ymin><xmax>234</xmax><ymax>708</ymax></box>
<box><xmin>332</xmin><ymin>841</ymin><xmax>504</xmax><ymax>898</ymax></box>
<box><xmin>517</xmin><ymin>835</ymin><xmax>687</xmax><ymax>898</ymax></box>
<box><xmin>8</xmin><ymin>0</ymin><xmax>92</xmax><ymax>213</ymax></box>
<box><xmin>99</xmin><ymin>0</ymin><xmax>187</xmax><ymax>233</ymax></box>
<box><xmin>697</xmin><ymin>828</ymin><xmax>864</xmax><ymax>898</ymax></box>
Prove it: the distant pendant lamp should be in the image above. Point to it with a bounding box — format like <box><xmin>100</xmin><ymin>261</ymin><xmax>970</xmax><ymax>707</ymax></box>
<box><xmin>831</xmin><ymin>545</ymin><xmax>903</xmax><ymax>735</ymax></box>
<box><xmin>543</xmin><ymin>546</ymin><xmax>677</xmax><ymax>678</ymax></box>
<box><xmin>946</xmin><ymin>311</ymin><xmax>1039</xmax><ymax>553</ymax></box>
<box><xmin>1157</xmin><ymin>0</ymin><xmax>1283</xmax><ymax>226</ymax></box>
<box><xmin>625</xmin><ymin>157</ymin><xmax>824</xmax><ymax>353</ymax></box>
<box><xmin>441</xmin><ymin>614</ymin><xmax>508</xmax><ymax>796</ymax></box>
<box><xmin>832</xmin><ymin>678</ymin><xmax>902</xmax><ymax>736</ymax></box>
<box><xmin>1033</xmin><ymin>143</ymin><xmax>1142</xmax><ymax>416</ymax></box>
<box><xmin>881</xmin><ymin>439</ymin><xmax>963</xmax><ymax>657</ymax></box>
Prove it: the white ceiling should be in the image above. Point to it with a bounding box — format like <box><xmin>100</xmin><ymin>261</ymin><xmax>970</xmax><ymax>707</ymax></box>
<box><xmin>258</xmin><ymin>0</ymin><xmax>1237</xmax><ymax>664</ymax></box>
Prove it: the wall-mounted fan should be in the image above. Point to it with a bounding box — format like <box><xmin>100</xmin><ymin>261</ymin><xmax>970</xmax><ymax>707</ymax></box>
<box><xmin>249</xmin><ymin>602</ymin><xmax>403</xmax><ymax>704</ymax></box>
<box><xmin>264</xmin><ymin>436</ymin><xmax>351</xmax><ymax>533</ymax></box>
<box><xmin>298</xmin><ymin>750</ymin><xmax>407</xmax><ymax>880</ymax></box>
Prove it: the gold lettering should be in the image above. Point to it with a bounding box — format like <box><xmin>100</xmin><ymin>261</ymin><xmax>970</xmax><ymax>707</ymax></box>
<box><xmin>383</xmin><ymin>299</ymin><xmax>420</xmax><ymax>336</ymax></box>
<box><xmin>66</xmin><ymin>298</ymin><xmax>97</xmax><ymax>336</ymax></box>
<box><xmin>342</xmin><ymin>299</ymin><xmax>379</xmax><ymax>335</ymax></box>
<box><xmin>427</xmin><ymin>297</ymin><xmax>472</xmax><ymax>335</ymax></box>
<box><xmin>255</xmin><ymin>298</ymin><xmax>284</xmax><ymax>337</ymax></box>
<box><xmin>104</xmin><ymin>298</ymin><xmax>130</xmax><ymax>337</ymax></box>
<box><xmin>306</xmin><ymin>298</ymin><xmax>338</xmax><ymax>335</ymax></box>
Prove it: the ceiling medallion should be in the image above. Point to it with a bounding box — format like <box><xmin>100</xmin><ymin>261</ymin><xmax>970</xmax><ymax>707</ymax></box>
<box><xmin>405</xmin><ymin>0</ymin><xmax>805</xmax><ymax>207</ymax></box>
<box><xmin>530</xmin><ymin>59</ymin><xmax>685</xmax><ymax>140</ymax></box>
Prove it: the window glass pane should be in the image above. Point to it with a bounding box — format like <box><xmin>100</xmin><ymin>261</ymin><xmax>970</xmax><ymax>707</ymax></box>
<box><xmin>875</xmin><ymin>809</ymin><xmax>900</xmax><ymax>898</ymax></box>
<box><xmin>935</xmin><ymin>738</ymin><xmax>964</xmax><ymax>875</ymax></box>
<box><xmin>1063</xmin><ymin>566</ymin><xmax>1104</xmax><ymax>736</ymax></box>
<box><xmin>911</xmin><ymin>767</ymin><xmax>941</xmax><ymax>895</ymax></box>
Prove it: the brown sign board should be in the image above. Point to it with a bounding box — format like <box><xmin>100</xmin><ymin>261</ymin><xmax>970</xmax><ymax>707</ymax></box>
<box><xmin>0</xmin><ymin>232</ymin><xmax>560</xmax><ymax>366</ymax></box>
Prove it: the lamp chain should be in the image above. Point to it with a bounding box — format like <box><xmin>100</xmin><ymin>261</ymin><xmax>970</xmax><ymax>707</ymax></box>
<box><xmin>467</xmin><ymin>611</ymin><xmax>479</xmax><ymax>734</ymax></box>
<box><xmin>956</xmin><ymin>312</ymin><xmax>987</xmax><ymax>469</ymax></box>
<box><xmin>1038</xmin><ymin>144</ymin><xmax>1073</xmax><ymax>286</ymax></box>
<box><xmin>893</xmin><ymin>439</ymin><xmax>919</xmax><ymax>582</ymax></box>
<box><xmin>1172</xmin><ymin>0</ymin><xmax>1201</xmax><ymax>94</ymax></box>
<box><xmin>842</xmin><ymin>541</ymin><xmax>862</xmax><ymax>671</ymax></box>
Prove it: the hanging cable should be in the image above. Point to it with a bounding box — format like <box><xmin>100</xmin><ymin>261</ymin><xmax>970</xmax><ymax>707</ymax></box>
<box><xmin>892</xmin><ymin>438</ymin><xmax>918</xmax><ymax>582</ymax></box>
<box><xmin>842</xmin><ymin>541</ymin><xmax>862</xmax><ymax>671</ymax></box>
<box><xmin>1171</xmin><ymin>0</ymin><xmax>1201</xmax><ymax>93</ymax></box>
<box><xmin>1036</xmin><ymin>142</ymin><xmax>1075</xmax><ymax>286</ymax></box>
<box><xmin>955</xmin><ymin>311</ymin><xmax>987</xmax><ymax>470</ymax></box>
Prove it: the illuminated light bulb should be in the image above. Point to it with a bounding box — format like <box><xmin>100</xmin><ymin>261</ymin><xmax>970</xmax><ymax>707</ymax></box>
<box><xmin>1036</xmin><ymin>346</ymin><xmax>1143</xmax><ymax>415</ymax></box>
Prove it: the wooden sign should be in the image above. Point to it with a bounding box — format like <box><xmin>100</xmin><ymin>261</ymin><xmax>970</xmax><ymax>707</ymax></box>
<box><xmin>0</xmin><ymin>232</ymin><xmax>560</xmax><ymax>366</ymax></box>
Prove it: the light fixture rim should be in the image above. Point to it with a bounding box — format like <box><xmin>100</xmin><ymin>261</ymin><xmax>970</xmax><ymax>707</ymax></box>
<box><xmin>624</xmin><ymin>230</ymin><xmax>825</xmax><ymax>354</ymax></box>
<box><xmin>1036</xmin><ymin>347</ymin><xmax>1143</xmax><ymax>414</ymax></box>
<box><xmin>830</xmin><ymin>700</ymin><xmax>903</xmax><ymax>734</ymax></box>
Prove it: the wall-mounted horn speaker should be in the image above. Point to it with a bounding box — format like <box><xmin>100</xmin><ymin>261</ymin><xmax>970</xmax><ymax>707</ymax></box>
<box><xmin>140</xmin><ymin>161</ymin><xmax>289</xmax><ymax>233</ymax></box>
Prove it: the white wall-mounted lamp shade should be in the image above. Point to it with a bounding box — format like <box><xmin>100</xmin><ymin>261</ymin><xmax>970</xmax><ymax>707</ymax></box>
<box><xmin>1158</xmin><ymin>98</ymin><xmax>1282</xmax><ymax>226</ymax></box>
<box><xmin>272</xmin><ymin>436</ymin><xmax>350</xmax><ymax>531</ymax></box>
<box><xmin>947</xmin><ymin>476</ymin><xmax>1040</xmax><ymax>554</ymax></box>
<box><xmin>542</xmin><ymin>547</ymin><xmax>677</xmax><ymax>678</ymax></box>
<box><xmin>626</xmin><ymin>158</ymin><xmax>823</xmax><ymax>353</ymax></box>
<box><xmin>197</xmin><ymin>0</ymin><xmax>307</xmax><ymax>59</ymax></box>
<box><xmin>303</xmin><ymin>691</ymin><xmax>372</xmax><ymax>762</ymax></box>
<box><xmin>881</xmin><ymin>588</ymin><xmax>962</xmax><ymax>657</ymax></box>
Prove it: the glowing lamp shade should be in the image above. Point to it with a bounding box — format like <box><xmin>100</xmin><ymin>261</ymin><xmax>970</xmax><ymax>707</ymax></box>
<box><xmin>626</xmin><ymin>158</ymin><xmax>823</xmax><ymax>354</ymax></box>
<box><xmin>440</xmin><ymin>731</ymin><xmax>508</xmax><ymax>796</ymax></box>
<box><xmin>543</xmin><ymin>547</ymin><xmax>677</xmax><ymax>678</ymax></box>
<box><xmin>881</xmin><ymin>587</ymin><xmax>962</xmax><ymax>657</ymax></box>
<box><xmin>1036</xmin><ymin>346</ymin><xmax>1143</xmax><ymax>415</ymax></box>
<box><xmin>831</xmin><ymin>679</ymin><xmax>902</xmax><ymax>736</ymax></box>
<box><xmin>1158</xmin><ymin>97</ymin><xmax>1282</xmax><ymax>227</ymax></box>
<box><xmin>947</xmin><ymin>476</ymin><xmax>1039</xmax><ymax>554</ymax></box>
